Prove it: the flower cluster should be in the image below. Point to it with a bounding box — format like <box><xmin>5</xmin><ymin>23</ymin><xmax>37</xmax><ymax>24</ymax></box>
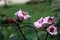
<box><xmin>5</xmin><ymin>9</ymin><xmax>58</xmax><ymax>36</ymax></box>
<box><xmin>34</xmin><ymin>16</ymin><xmax>58</xmax><ymax>35</ymax></box>
<box><xmin>5</xmin><ymin>9</ymin><xmax>31</xmax><ymax>23</ymax></box>
<box><xmin>15</xmin><ymin>9</ymin><xmax>31</xmax><ymax>20</ymax></box>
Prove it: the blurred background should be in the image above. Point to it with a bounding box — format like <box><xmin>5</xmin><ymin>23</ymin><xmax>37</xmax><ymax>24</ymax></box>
<box><xmin>0</xmin><ymin>0</ymin><xmax>60</xmax><ymax>40</ymax></box>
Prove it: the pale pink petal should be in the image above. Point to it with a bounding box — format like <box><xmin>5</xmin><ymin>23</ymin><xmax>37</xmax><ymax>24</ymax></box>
<box><xmin>15</xmin><ymin>9</ymin><xmax>31</xmax><ymax>20</ymax></box>
<box><xmin>24</xmin><ymin>15</ymin><xmax>31</xmax><ymax>19</ymax></box>
<box><xmin>22</xmin><ymin>11</ymin><xmax>28</xmax><ymax>16</ymax></box>
<box><xmin>34</xmin><ymin>22</ymin><xmax>44</xmax><ymax>29</ymax></box>
<box><xmin>46</xmin><ymin>25</ymin><xmax>58</xmax><ymax>35</ymax></box>
<box><xmin>34</xmin><ymin>22</ymin><xmax>41</xmax><ymax>28</ymax></box>
<box><xmin>44</xmin><ymin>16</ymin><xmax>54</xmax><ymax>24</ymax></box>
<box><xmin>34</xmin><ymin>17</ymin><xmax>45</xmax><ymax>29</ymax></box>
<box><xmin>53</xmin><ymin>27</ymin><xmax>58</xmax><ymax>35</ymax></box>
<box><xmin>15</xmin><ymin>9</ymin><xmax>23</xmax><ymax>17</ymax></box>
<box><xmin>37</xmin><ymin>17</ymin><xmax>43</xmax><ymax>22</ymax></box>
<box><xmin>44</xmin><ymin>16</ymin><xmax>50</xmax><ymax>24</ymax></box>
<box><xmin>37</xmin><ymin>17</ymin><xmax>44</xmax><ymax>24</ymax></box>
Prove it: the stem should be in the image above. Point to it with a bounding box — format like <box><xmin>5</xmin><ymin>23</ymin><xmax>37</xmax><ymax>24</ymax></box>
<box><xmin>15</xmin><ymin>23</ymin><xmax>27</xmax><ymax>40</ymax></box>
<box><xmin>45</xmin><ymin>33</ymin><xmax>49</xmax><ymax>40</ymax></box>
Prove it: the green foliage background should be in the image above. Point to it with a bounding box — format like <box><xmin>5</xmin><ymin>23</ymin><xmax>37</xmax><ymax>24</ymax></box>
<box><xmin>0</xmin><ymin>1</ymin><xmax>59</xmax><ymax>40</ymax></box>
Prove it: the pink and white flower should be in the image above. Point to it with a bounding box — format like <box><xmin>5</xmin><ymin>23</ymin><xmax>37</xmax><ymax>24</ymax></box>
<box><xmin>15</xmin><ymin>9</ymin><xmax>31</xmax><ymax>19</ymax></box>
<box><xmin>44</xmin><ymin>16</ymin><xmax>54</xmax><ymax>24</ymax></box>
<box><xmin>34</xmin><ymin>17</ymin><xmax>45</xmax><ymax>29</ymax></box>
<box><xmin>46</xmin><ymin>25</ymin><xmax>57</xmax><ymax>35</ymax></box>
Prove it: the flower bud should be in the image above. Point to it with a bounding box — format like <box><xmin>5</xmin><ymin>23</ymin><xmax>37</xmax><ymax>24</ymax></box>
<box><xmin>6</xmin><ymin>17</ymin><xmax>15</xmax><ymax>23</ymax></box>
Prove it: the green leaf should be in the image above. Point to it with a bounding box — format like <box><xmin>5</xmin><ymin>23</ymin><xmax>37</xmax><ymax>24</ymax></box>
<box><xmin>0</xmin><ymin>32</ymin><xmax>4</xmax><ymax>40</ymax></box>
<box><xmin>9</xmin><ymin>32</ymin><xmax>24</xmax><ymax>40</ymax></box>
<box><xmin>22</xmin><ymin>27</ymin><xmax>37</xmax><ymax>40</ymax></box>
<box><xmin>55</xmin><ymin>19</ymin><xmax>60</xmax><ymax>40</ymax></box>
